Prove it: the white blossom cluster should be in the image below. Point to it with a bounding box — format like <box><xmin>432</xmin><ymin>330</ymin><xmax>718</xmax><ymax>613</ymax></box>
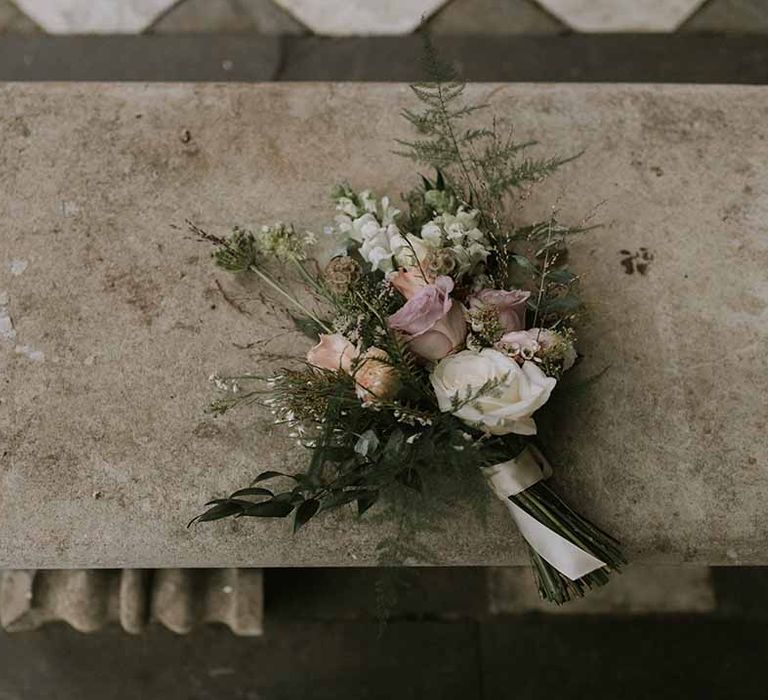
<box><xmin>332</xmin><ymin>187</ymin><xmax>491</xmax><ymax>277</ymax></box>
<box><xmin>418</xmin><ymin>207</ymin><xmax>491</xmax><ymax>276</ymax></box>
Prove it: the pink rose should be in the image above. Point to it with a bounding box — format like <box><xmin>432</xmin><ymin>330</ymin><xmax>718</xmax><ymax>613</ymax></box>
<box><xmin>387</xmin><ymin>276</ymin><xmax>467</xmax><ymax>361</ymax></box>
<box><xmin>470</xmin><ymin>288</ymin><xmax>530</xmax><ymax>332</ymax></box>
<box><xmin>306</xmin><ymin>333</ymin><xmax>358</xmax><ymax>373</ymax></box>
<box><xmin>389</xmin><ymin>267</ymin><xmax>432</xmax><ymax>300</ymax></box>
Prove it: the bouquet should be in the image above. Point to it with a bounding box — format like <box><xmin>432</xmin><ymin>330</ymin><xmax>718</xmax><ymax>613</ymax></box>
<box><xmin>190</xmin><ymin>47</ymin><xmax>626</xmax><ymax>604</ymax></box>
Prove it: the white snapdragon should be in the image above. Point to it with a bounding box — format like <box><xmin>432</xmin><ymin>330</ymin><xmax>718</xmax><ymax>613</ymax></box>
<box><xmin>338</xmin><ymin>195</ymin><xmax>410</xmax><ymax>273</ymax></box>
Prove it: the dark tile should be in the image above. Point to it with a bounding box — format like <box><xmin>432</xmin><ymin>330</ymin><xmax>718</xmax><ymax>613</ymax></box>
<box><xmin>2</xmin><ymin>35</ymin><xmax>768</xmax><ymax>83</ymax></box>
<box><xmin>277</xmin><ymin>35</ymin><xmax>768</xmax><ymax>83</ymax></box>
<box><xmin>266</xmin><ymin>567</ymin><xmax>489</xmax><ymax>620</ymax></box>
<box><xmin>481</xmin><ymin>616</ymin><xmax>768</xmax><ymax>699</ymax></box>
<box><xmin>0</xmin><ymin>0</ymin><xmax>40</xmax><ymax>34</ymax></box>
<box><xmin>0</xmin><ymin>35</ymin><xmax>281</xmax><ymax>81</ymax></box>
<box><xmin>0</xmin><ymin>621</ymin><xmax>480</xmax><ymax>700</ymax></box>
<box><xmin>712</xmin><ymin>566</ymin><xmax>768</xmax><ymax>618</ymax></box>
<box><xmin>682</xmin><ymin>0</ymin><xmax>768</xmax><ymax>33</ymax></box>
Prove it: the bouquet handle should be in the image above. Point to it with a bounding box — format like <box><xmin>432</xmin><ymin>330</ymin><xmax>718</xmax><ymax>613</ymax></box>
<box><xmin>482</xmin><ymin>445</ymin><xmax>607</xmax><ymax>582</ymax></box>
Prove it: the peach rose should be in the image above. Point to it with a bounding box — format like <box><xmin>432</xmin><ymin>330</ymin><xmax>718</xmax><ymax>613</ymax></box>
<box><xmin>353</xmin><ymin>347</ymin><xmax>400</xmax><ymax>404</ymax></box>
<box><xmin>306</xmin><ymin>333</ymin><xmax>358</xmax><ymax>373</ymax></box>
<box><xmin>389</xmin><ymin>267</ymin><xmax>432</xmax><ymax>300</ymax></box>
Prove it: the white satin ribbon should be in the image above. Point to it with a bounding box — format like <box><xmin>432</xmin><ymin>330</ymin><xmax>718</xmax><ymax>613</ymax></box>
<box><xmin>482</xmin><ymin>445</ymin><xmax>606</xmax><ymax>581</ymax></box>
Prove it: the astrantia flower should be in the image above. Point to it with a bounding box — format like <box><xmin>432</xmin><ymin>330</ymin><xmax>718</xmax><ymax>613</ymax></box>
<box><xmin>430</xmin><ymin>349</ymin><xmax>556</xmax><ymax>436</ymax></box>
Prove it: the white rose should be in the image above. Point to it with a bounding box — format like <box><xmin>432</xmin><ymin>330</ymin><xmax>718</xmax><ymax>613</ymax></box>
<box><xmin>430</xmin><ymin>349</ymin><xmax>557</xmax><ymax>436</ymax></box>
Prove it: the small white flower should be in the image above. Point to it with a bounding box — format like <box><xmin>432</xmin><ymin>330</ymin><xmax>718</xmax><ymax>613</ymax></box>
<box><xmin>420</xmin><ymin>221</ymin><xmax>443</xmax><ymax>245</ymax></box>
<box><xmin>336</xmin><ymin>197</ymin><xmax>359</xmax><ymax>217</ymax></box>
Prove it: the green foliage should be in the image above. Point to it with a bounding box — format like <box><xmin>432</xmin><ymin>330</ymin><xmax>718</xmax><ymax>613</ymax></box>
<box><xmin>396</xmin><ymin>36</ymin><xmax>575</xmax><ymax>231</ymax></box>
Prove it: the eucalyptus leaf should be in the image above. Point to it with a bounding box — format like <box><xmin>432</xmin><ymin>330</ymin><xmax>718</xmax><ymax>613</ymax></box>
<box><xmin>254</xmin><ymin>471</ymin><xmax>298</xmax><ymax>484</ymax></box>
<box><xmin>294</xmin><ymin>499</ymin><xmax>321</xmax><ymax>532</ymax></box>
<box><xmin>241</xmin><ymin>499</ymin><xmax>295</xmax><ymax>518</ymax></box>
<box><xmin>230</xmin><ymin>487</ymin><xmax>273</xmax><ymax>499</ymax></box>
<box><xmin>188</xmin><ymin>501</ymin><xmax>243</xmax><ymax>527</ymax></box>
<box><xmin>357</xmin><ymin>491</ymin><xmax>379</xmax><ymax>516</ymax></box>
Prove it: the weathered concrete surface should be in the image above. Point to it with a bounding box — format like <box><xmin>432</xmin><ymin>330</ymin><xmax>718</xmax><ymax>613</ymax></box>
<box><xmin>0</xmin><ymin>83</ymin><xmax>766</xmax><ymax>568</ymax></box>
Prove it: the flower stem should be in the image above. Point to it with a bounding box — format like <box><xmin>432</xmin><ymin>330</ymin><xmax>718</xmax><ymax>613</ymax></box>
<box><xmin>248</xmin><ymin>264</ymin><xmax>332</xmax><ymax>334</ymax></box>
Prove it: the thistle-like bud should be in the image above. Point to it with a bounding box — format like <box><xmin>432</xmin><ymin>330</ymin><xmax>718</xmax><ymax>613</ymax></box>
<box><xmin>324</xmin><ymin>256</ymin><xmax>361</xmax><ymax>296</ymax></box>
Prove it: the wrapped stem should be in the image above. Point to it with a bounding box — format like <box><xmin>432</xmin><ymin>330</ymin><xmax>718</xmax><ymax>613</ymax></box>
<box><xmin>512</xmin><ymin>481</ymin><xmax>626</xmax><ymax>605</ymax></box>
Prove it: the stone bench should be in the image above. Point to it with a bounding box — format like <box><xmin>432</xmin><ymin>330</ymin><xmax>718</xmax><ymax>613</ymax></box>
<box><xmin>1</xmin><ymin>83</ymin><xmax>766</xmax><ymax>570</ymax></box>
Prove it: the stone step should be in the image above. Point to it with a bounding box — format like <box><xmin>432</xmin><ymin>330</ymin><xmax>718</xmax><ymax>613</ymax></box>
<box><xmin>1</xmin><ymin>83</ymin><xmax>766</xmax><ymax>570</ymax></box>
<box><xmin>488</xmin><ymin>566</ymin><xmax>716</xmax><ymax>614</ymax></box>
<box><xmin>0</xmin><ymin>569</ymin><xmax>264</xmax><ymax>635</ymax></box>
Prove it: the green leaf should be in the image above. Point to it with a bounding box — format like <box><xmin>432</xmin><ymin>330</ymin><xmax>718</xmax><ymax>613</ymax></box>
<box><xmin>291</xmin><ymin>315</ymin><xmax>328</xmax><ymax>341</ymax></box>
<box><xmin>383</xmin><ymin>429</ymin><xmax>406</xmax><ymax>463</ymax></box>
<box><xmin>274</xmin><ymin>491</ymin><xmax>306</xmax><ymax>505</ymax></box>
<box><xmin>510</xmin><ymin>254</ymin><xmax>538</xmax><ymax>273</ymax></box>
<box><xmin>188</xmin><ymin>501</ymin><xmax>243</xmax><ymax>527</ymax></box>
<box><xmin>397</xmin><ymin>468</ymin><xmax>423</xmax><ymax>493</ymax></box>
<box><xmin>321</xmin><ymin>490</ymin><xmax>368</xmax><ymax>511</ymax></box>
<box><xmin>293</xmin><ymin>499</ymin><xmax>321</xmax><ymax>532</ymax></box>
<box><xmin>546</xmin><ymin>268</ymin><xmax>577</xmax><ymax>284</ymax></box>
<box><xmin>254</xmin><ymin>471</ymin><xmax>298</xmax><ymax>483</ymax></box>
<box><xmin>240</xmin><ymin>499</ymin><xmax>295</xmax><ymax>518</ymax></box>
<box><xmin>538</xmin><ymin>295</ymin><xmax>582</xmax><ymax>313</ymax></box>
<box><xmin>357</xmin><ymin>491</ymin><xmax>379</xmax><ymax>516</ymax></box>
<box><xmin>230</xmin><ymin>487</ymin><xmax>273</xmax><ymax>499</ymax></box>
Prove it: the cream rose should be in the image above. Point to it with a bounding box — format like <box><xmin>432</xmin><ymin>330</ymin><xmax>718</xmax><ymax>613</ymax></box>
<box><xmin>430</xmin><ymin>349</ymin><xmax>557</xmax><ymax>435</ymax></box>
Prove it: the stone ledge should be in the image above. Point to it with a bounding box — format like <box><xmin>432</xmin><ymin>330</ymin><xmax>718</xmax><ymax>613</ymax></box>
<box><xmin>1</xmin><ymin>83</ymin><xmax>766</xmax><ymax>569</ymax></box>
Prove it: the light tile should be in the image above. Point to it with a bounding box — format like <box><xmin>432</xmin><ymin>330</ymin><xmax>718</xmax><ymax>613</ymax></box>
<box><xmin>273</xmin><ymin>0</ymin><xmax>449</xmax><ymax>35</ymax></box>
<box><xmin>428</xmin><ymin>0</ymin><xmax>565</xmax><ymax>33</ymax></box>
<box><xmin>12</xmin><ymin>0</ymin><xmax>178</xmax><ymax>33</ymax></box>
<box><xmin>534</xmin><ymin>0</ymin><xmax>706</xmax><ymax>31</ymax></box>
